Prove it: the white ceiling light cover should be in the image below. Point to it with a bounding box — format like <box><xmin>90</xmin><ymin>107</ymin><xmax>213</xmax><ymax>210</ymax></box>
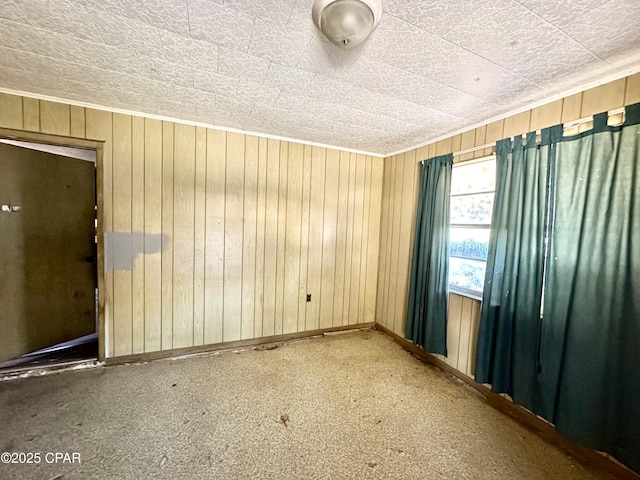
<box><xmin>312</xmin><ymin>0</ymin><xmax>382</xmax><ymax>49</ymax></box>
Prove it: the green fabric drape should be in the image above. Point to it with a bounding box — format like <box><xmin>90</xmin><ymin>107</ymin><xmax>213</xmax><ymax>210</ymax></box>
<box><xmin>406</xmin><ymin>154</ymin><xmax>452</xmax><ymax>355</ymax></box>
<box><xmin>475</xmin><ymin>127</ymin><xmax>561</xmax><ymax>411</ymax></box>
<box><xmin>538</xmin><ymin>105</ymin><xmax>640</xmax><ymax>473</ymax></box>
<box><xmin>475</xmin><ymin>103</ymin><xmax>640</xmax><ymax>474</ymax></box>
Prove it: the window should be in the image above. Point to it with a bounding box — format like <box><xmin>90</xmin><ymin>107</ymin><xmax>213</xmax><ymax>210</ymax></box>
<box><xmin>449</xmin><ymin>157</ymin><xmax>496</xmax><ymax>297</ymax></box>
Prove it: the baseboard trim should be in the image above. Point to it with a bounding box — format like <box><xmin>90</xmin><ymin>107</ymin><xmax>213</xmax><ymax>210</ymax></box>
<box><xmin>105</xmin><ymin>322</ymin><xmax>375</xmax><ymax>366</ymax></box>
<box><xmin>374</xmin><ymin>322</ymin><xmax>640</xmax><ymax>480</ymax></box>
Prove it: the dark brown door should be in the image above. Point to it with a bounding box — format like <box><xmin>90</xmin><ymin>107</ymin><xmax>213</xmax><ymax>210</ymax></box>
<box><xmin>0</xmin><ymin>143</ymin><xmax>96</xmax><ymax>363</ymax></box>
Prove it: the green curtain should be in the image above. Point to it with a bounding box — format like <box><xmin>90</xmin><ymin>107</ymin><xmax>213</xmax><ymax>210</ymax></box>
<box><xmin>538</xmin><ymin>105</ymin><xmax>640</xmax><ymax>473</ymax></box>
<box><xmin>475</xmin><ymin>104</ymin><xmax>640</xmax><ymax>473</ymax></box>
<box><xmin>475</xmin><ymin>126</ymin><xmax>561</xmax><ymax>412</ymax></box>
<box><xmin>406</xmin><ymin>154</ymin><xmax>452</xmax><ymax>355</ymax></box>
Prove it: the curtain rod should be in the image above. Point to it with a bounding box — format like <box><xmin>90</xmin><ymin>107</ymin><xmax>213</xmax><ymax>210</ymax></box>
<box><xmin>452</xmin><ymin>107</ymin><xmax>626</xmax><ymax>157</ymax></box>
<box><xmin>454</xmin><ymin>142</ymin><xmax>495</xmax><ymax>157</ymax></box>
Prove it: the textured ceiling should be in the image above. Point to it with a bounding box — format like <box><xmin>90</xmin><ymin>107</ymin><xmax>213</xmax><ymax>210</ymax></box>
<box><xmin>1</xmin><ymin>0</ymin><xmax>639</xmax><ymax>155</ymax></box>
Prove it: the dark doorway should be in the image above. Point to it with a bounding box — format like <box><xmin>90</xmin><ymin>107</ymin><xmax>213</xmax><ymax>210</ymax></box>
<box><xmin>0</xmin><ymin>141</ymin><xmax>97</xmax><ymax>371</ymax></box>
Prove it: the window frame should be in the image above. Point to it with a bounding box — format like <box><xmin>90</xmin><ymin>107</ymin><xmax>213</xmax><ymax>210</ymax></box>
<box><xmin>448</xmin><ymin>155</ymin><xmax>496</xmax><ymax>299</ymax></box>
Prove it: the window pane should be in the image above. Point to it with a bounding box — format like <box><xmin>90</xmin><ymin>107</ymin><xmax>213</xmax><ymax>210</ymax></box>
<box><xmin>450</xmin><ymin>193</ymin><xmax>494</xmax><ymax>225</ymax></box>
<box><xmin>449</xmin><ymin>257</ymin><xmax>486</xmax><ymax>293</ymax></box>
<box><xmin>450</xmin><ymin>227</ymin><xmax>490</xmax><ymax>260</ymax></box>
<box><xmin>451</xmin><ymin>159</ymin><xmax>496</xmax><ymax>195</ymax></box>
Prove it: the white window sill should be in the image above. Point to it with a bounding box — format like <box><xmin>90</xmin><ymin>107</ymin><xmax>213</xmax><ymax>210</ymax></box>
<box><xmin>448</xmin><ymin>287</ymin><xmax>483</xmax><ymax>302</ymax></box>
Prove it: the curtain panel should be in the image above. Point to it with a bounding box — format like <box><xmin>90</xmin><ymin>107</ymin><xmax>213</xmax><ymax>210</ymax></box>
<box><xmin>539</xmin><ymin>104</ymin><xmax>640</xmax><ymax>473</ymax></box>
<box><xmin>406</xmin><ymin>154</ymin><xmax>453</xmax><ymax>355</ymax></box>
<box><xmin>474</xmin><ymin>127</ymin><xmax>561</xmax><ymax>413</ymax></box>
<box><xmin>476</xmin><ymin>103</ymin><xmax>640</xmax><ymax>474</ymax></box>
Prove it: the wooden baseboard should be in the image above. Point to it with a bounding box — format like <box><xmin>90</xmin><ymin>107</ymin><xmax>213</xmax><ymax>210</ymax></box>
<box><xmin>374</xmin><ymin>322</ymin><xmax>640</xmax><ymax>480</ymax></box>
<box><xmin>105</xmin><ymin>322</ymin><xmax>375</xmax><ymax>366</ymax></box>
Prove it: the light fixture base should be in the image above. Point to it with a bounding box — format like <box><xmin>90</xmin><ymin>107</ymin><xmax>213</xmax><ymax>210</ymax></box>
<box><xmin>312</xmin><ymin>0</ymin><xmax>382</xmax><ymax>49</ymax></box>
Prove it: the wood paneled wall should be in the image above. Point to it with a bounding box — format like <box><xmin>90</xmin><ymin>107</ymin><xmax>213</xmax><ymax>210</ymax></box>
<box><xmin>0</xmin><ymin>93</ymin><xmax>383</xmax><ymax>359</ymax></box>
<box><xmin>376</xmin><ymin>73</ymin><xmax>640</xmax><ymax>377</ymax></box>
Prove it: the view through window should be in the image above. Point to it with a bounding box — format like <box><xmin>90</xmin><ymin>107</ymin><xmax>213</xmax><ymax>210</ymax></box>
<box><xmin>449</xmin><ymin>157</ymin><xmax>496</xmax><ymax>296</ymax></box>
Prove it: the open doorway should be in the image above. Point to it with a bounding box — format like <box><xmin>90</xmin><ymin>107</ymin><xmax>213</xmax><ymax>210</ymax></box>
<box><xmin>0</xmin><ymin>139</ymin><xmax>98</xmax><ymax>373</ymax></box>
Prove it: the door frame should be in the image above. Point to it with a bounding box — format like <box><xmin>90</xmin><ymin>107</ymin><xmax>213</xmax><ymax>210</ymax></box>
<box><xmin>0</xmin><ymin>127</ymin><xmax>106</xmax><ymax>362</ymax></box>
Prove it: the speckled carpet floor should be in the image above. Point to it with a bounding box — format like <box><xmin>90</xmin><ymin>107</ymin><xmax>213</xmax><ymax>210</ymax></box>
<box><xmin>0</xmin><ymin>329</ymin><xmax>606</xmax><ymax>479</ymax></box>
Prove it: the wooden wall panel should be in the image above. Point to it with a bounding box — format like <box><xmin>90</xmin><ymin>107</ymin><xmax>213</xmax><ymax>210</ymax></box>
<box><xmin>376</xmin><ymin>157</ymin><xmax>391</xmax><ymax>325</ymax></box>
<box><xmin>380</xmin><ymin>155</ymin><xmax>397</xmax><ymax>331</ymax></box>
<box><xmin>70</xmin><ymin>106</ymin><xmax>86</xmax><ymax>138</ymax></box>
<box><xmin>348</xmin><ymin>154</ymin><xmax>365</xmax><ymax>326</ymax></box>
<box><xmin>393</xmin><ymin>152</ymin><xmax>417</xmax><ymax>335</ymax></box>
<box><xmin>160</xmin><ymin>121</ymin><xmax>174</xmax><ymax>350</ymax></box>
<box><xmin>415</xmin><ymin>145</ymin><xmax>428</xmax><ymax>162</ymax></box>
<box><xmin>223</xmin><ymin>132</ymin><xmax>245</xmax><ymax>342</ymax></box>
<box><xmin>242</xmin><ymin>135</ymin><xmax>259</xmax><ymax>339</ymax></box>
<box><xmin>473</xmin><ymin>125</ymin><xmax>487</xmax><ymax>159</ymax></box>
<box><xmin>580</xmin><ymin>78</ymin><xmax>626</xmax><ymax>116</ymax></box>
<box><xmin>320</xmin><ymin>149</ymin><xmax>339</xmax><ymax>329</ymax></box>
<box><xmin>357</xmin><ymin>156</ymin><xmax>372</xmax><ymax>324</ymax></box>
<box><xmin>333</xmin><ymin>150</ymin><xmax>350</xmax><ymax>326</ymax></box>
<box><xmin>561</xmin><ymin>93</ymin><xmax>582</xmax><ymax>122</ymax></box>
<box><xmin>484</xmin><ymin>119</ymin><xmax>504</xmax><ymax>155</ymax></box>
<box><xmin>626</xmin><ymin>73</ymin><xmax>640</xmax><ymax>104</ymax></box>
<box><xmin>502</xmin><ymin>111</ymin><xmax>531</xmax><ymax>138</ymax></box>
<box><xmin>143</xmin><ymin>118</ymin><xmax>162</xmax><ymax>352</ymax></box>
<box><xmin>254</xmin><ymin>137</ymin><xmax>268</xmax><ymax>338</ymax></box>
<box><xmin>297</xmin><ymin>145</ymin><xmax>312</xmax><ymax>332</ymax></box>
<box><xmin>435</xmin><ymin>137</ymin><xmax>452</xmax><ymax>156</ymax></box>
<box><xmin>447</xmin><ymin>294</ymin><xmax>464</xmax><ymax>369</ymax></box>
<box><xmin>530</xmin><ymin>99</ymin><xmax>563</xmax><ymax>132</ymax></box>
<box><xmin>457</xmin><ymin>297</ymin><xmax>475</xmax><ymax>376</ymax></box>
<box><xmin>40</xmin><ymin>100</ymin><xmax>70</xmax><ymax>136</ymax></box>
<box><xmin>193</xmin><ymin>127</ymin><xmax>207</xmax><ymax>346</ymax></box>
<box><xmin>389</xmin><ymin>155</ymin><xmax>404</xmax><ymax>335</ymax></box>
<box><xmin>0</xmin><ymin>93</ymin><xmax>23</xmax><ymax>129</ymax></box>
<box><xmin>467</xmin><ymin>298</ymin><xmax>482</xmax><ymax>377</ymax></box>
<box><xmin>305</xmin><ymin>146</ymin><xmax>326</xmax><ymax>331</ymax></box>
<box><xmin>131</xmin><ymin>116</ymin><xmax>145</xmax><ymax>354</ymax></box>
<box><xmin>365</xmin><ymin>157</ymin><xmax>383</xmax><ymax>323</ymax></box>
<box><xmin>342</xmin><ymin>153</ymin><xmax>357</xmax><ymax>327</ymax></box>
<box><xmin>172</xmin><ymin>124</ymin><xmax>196</xmax><ymax>348</ymax></box>
<box><xmin>204</xmin><ymin>129</ymin><xmax>226</xmax><ymax>345</ymax></box>
<box><xmin>22</xmin><ymin>98</ymin><xmax>40</xmax><ymax>131</ymax></box>
<box><xmin>408</xmin><ymin>153</ymin><xmax>420</xmax><ymax>287</ymax></box>
<box><xmin>262</xmin><ymin>139</ymin><xmax>280</xmax><ymax>336</ymax></box>
<box><xmin>274</xmin><ymin>142</ymin><xmax>288</xmax><ymax>336</ymax></box>
<box><xmin>458</xmin><ymin>130</ymin><xmax>475</xmax><ymax>162</ymax></box>
<box><xmin>450</xmin><ymin>134</ymin><xmax>462</xmax><ymax>154</ymax></box>
<box><xmin>283</xmin><ymin>142</ymin><xmax>302</xmax><ymax>334</ymax></box>
<box><xmin>378</xmin><ymin>157</ymin><xmax>391</xmax><ymax>328</ymax></box>
<box><xmin>112</xmin><ymin>113</ymin><xmax>133</xmax><ymax>357</ymax></box>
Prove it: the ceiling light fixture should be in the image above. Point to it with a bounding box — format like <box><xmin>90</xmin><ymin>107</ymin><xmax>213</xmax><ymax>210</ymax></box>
<box><xmin>312</xmin><ymin>0</ymin><xmax>382</xmax><ymax>49</ymax></box>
